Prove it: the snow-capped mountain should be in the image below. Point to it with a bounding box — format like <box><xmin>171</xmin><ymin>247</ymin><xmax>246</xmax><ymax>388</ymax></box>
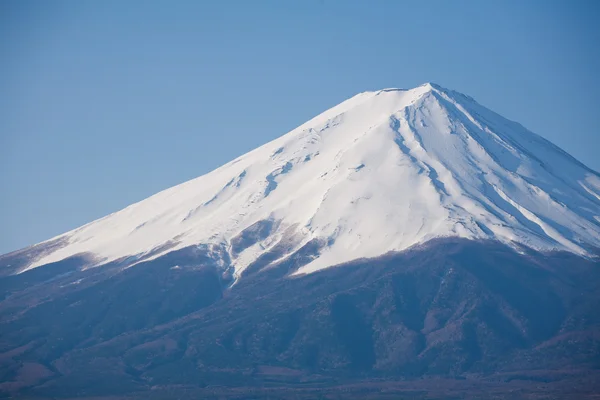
<box><xmin>3</xmin><ymin>83</ymin><xmax>600</xmax><ymax>398</ymax></box>
<box><xmin>18</xmin><ymin>83</ymin><xmax>600</xmax><ymax>276</ymax></box>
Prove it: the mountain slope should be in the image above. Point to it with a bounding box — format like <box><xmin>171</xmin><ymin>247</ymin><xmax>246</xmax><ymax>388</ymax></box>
<box><xmin>17</xmin><ymin>83</ymin><xmax>600</xmax><ymax>278</ymax></box>
<box><xmin>1</xmin><ymin>239</ymin><xmax>599</xmax><ymax>399</ymax></box>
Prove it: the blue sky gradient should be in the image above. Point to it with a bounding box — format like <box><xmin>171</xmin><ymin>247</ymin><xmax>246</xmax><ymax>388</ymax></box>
<box><xmin>1</xmin><ymin>0</ymin><xmax>599</xmax><ymax>254</ymax></box>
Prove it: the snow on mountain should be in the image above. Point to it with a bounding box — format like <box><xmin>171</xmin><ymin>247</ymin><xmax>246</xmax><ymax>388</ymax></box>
<box><xmin>21</xmin><ymin>83</ymin><xmax>600</xmax><ymax>276</ymax></box>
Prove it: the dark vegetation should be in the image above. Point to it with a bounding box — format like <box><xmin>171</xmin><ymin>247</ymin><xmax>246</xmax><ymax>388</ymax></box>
<box><xmin>0</xmin><ymin>238</ymin><xmax>599</xmax><ymax>399</ymax></box>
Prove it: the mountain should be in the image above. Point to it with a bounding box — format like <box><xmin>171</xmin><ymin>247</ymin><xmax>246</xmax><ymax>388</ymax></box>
<box><xmin>11</xmin><ymin>83</ymin><xmax>600</xmax><ymax>277</ymax></box>
<box><xmin>1</xmin><ymin>83</ymin><xmax>599</xmax><ymax>399</ymax></box>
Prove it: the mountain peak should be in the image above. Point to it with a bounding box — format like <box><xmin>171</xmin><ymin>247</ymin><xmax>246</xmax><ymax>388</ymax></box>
<box><xmin>13</xmin><ymin>84</ymin><xmax>600</xmax><ymax>277</ymax></box>
<box><xmin>372</xmin><ymin>82</ymin><xmax>444</xmax><ymax>95</ymax></box>
<box><xmin>419</xmin><ymin>81</ymin><xmax>443</xmax><ymax>91</ymax></box>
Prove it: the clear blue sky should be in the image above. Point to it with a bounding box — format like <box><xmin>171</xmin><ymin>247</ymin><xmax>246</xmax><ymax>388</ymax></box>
<box><xmin>1</xmin><ymin>0</ymin><xmax>599</xmax><ymax>254</ymax></box>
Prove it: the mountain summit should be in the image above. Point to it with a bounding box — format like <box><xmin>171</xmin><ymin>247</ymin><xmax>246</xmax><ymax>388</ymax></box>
<box><xmin>19</xmin><ymin>83</ymin><xmax>600</xmax><ymax>276</ymax></box>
